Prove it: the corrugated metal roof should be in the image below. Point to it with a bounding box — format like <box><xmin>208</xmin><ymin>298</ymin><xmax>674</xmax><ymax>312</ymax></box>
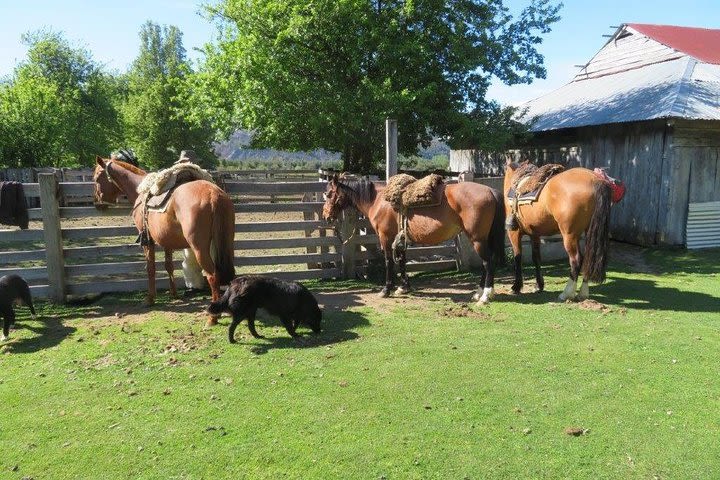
<box><xmin>522</xmin><ymin>57</ymin><xmax>720</xmax><ymax>131</ymax></box>
<box><xmin>628</xmin><ymin>24</ymin><xmax>720</xmax><ymax>65</ymax></box>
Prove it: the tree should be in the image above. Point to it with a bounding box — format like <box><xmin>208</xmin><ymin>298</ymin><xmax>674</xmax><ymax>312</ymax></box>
<box><xmin>0</xmin><ymin>30</ymin><xmax>121</xmax><ymax>167</ymax></box>
<box><xmin>197</xmin><ymin>0</ymin><xmax>561</xmax><ymax>173</ymax></box>
<box><xmin>121</xmin><ymin>21</ymin><xmax>217</xmax><ymax>169</ymax></box>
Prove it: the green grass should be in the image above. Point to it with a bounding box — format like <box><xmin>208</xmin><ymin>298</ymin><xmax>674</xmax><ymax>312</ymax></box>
<box><xmin>1</xmin><ymin>247</ymin><xmax>719</xmax><ymax>479</ymax></box>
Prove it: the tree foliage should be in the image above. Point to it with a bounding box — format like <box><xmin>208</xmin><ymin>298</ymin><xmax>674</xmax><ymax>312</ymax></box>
<box><xmin>121</xmin><ymin>21</ymin><xmax>217</xmax><ymax>169</ymax></box>
<box><xmin>0</xmin><ymin>31</ymin><xmax>121</xmax><ymax>167</ymax></box>
<box><xmin>198</xmin><ymin>0</ymin><xmax>561</xmax><ymax>173</ymax></box>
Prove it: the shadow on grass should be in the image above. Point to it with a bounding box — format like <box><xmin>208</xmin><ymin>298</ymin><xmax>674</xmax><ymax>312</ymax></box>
<box><xmin>593</xmin><ymin>276</ymin><xmax>719</xmax><ymax>312</ymax></box>
<box><xmin>233</xmin><ymin>309</ymin><xmax>369</xmax><ymax>355</ymax></box>
<box><xmin>6</xmin><ymin>316</ymin><xmax>76</xmax><ymax>354</ymax></box>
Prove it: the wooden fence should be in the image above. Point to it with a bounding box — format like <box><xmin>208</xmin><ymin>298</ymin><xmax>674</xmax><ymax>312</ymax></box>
<box><xmin>0</xmin><ymin>169</ymin><xmax>564</xmax><ymax>302</ymax></box>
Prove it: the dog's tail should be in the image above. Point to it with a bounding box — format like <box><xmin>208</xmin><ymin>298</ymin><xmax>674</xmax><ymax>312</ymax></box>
<box><xmin>206</xmin><ymin>286</ymin><xmax>231</xmax><ymax>315</ymax></box>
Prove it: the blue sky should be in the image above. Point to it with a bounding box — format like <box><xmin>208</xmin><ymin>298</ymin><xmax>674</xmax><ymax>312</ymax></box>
<box><xmin>1</xmin><ymin>0</ymin><xmax>718</xmax><ymax>106</ymax></box>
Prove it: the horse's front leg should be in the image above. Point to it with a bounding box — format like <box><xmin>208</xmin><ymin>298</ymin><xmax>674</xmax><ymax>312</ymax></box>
<box><xmin>394</xmin><ymin>247</ymin><xmax>410</xmax><ymax>295</ymax></box>
<box><xmin>559</xmin><ymin>232</ymin><xmax>583</xmax><ymax>301</ymax></box>
<box><xmin>379</xmin><ymin>247</ymin><xmax>396</xmax><ymax>298</ymax></box>
<box><xmin>530</xmin><ymin>236</ymin><xmax>544</xmax><ymax>293</ymax></box>
<box><xmin>144</xmin><ymin>245</ymin><xmax>156</xmax><ymax>306</ymax></box>
<box><xmin>164</xmin><ymin>248</ymin><xmax>177</xmax><ymax>298</ymax></box>
<box><xmin>507</xmin><ymin>229</ymin><xmax>524</xmax><ymax>294</ymax></box>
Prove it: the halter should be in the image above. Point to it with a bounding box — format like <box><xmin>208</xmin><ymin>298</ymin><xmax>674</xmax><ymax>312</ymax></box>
<box><xmin>104</xmin><ymin>160</ymin><xmax>123</xmax><ymax>190</ymax></box>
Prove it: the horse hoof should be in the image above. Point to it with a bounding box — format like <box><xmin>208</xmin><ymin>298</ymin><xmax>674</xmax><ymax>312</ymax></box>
<box><xmin>206</xmin><ymin>316</ymin><xmax>219</xmax><ymax>327</ymax></box>
<box><xmin>394</xmin><ymin>286</ymin><xmax>410</xmax><ymax>296</ymax></box>
<box><xmin>471</xmin><ymin>292</ymin><xmax>481</xmax><ymax>301</ymax></box>
<box><xmin>557</xmin><ymin>294</ymin><xmax>576</xmax><ymax>302</ymax></box>
<box><xmin>0</xmin><ymin>334</ymin><xmax>7</xmax><ymax>342</ymax></box>
<box><xmin>143</xmin><ymin>297</ymin><xmax>155</xmax><ymax>307</ymax></box>
<box><xmin>511</xmin><ymin>288</ymin><xmax>522</xmax><ymax>295</ymax></box>
<box><xmin>378</xmin><ymin>288</ymin><xmax>390</xmax><ymax>298</ymax></box>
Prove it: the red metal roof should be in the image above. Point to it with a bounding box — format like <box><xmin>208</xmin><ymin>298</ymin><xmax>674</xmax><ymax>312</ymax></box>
<box><xmin>627</xmin><ymin>23</ymin><xmax>720</xmax><ymax>64</ymax></box>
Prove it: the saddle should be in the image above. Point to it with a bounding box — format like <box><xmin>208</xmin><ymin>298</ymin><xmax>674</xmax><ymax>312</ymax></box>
<box><xmin>384</xmin><ymin>173</ymin><xmax>444</xmax><ymax>213</ymax></box>
<box><xmin>383</xmin><ymin>173</ymin><xmax>445</xmax><ymax>261</ymax></box>
<box><xmin>506</xmin><ymin>163</ymin><xmax>565</xmax><ymax>231</ymax></box>
<box><xmin>135</xmin><ymin>162</ymin><xmax>216</xmax><ymax>246</ymax></box>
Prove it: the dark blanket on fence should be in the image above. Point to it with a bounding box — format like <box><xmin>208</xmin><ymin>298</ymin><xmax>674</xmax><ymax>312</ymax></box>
<box><xmin>0</xmin><ymin>181</ymin><xmax>29</xmax><ymax>229</ymax></box>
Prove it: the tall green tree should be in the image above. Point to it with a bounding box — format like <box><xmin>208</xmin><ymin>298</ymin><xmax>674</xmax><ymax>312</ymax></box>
<box><xmin>197</xmin><ymin>0</ymin><xmax>561</xmax><ymax>173</ymax></box>
<box><xmin>0</xmin><ymin>31</ymin><xmax>121</xmax><ymax>167</ymax></box>
<box><xmin>122</xmin><ymin>21</ymin><xmax>217</xmax><ymax>169</ymax></box>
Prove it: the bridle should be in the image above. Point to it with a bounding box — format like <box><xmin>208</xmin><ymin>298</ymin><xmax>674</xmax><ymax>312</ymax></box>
<box><xmin>104</xmin><ymin>160</ymin><xmax>123</xmax><ymax>190</ymax></box>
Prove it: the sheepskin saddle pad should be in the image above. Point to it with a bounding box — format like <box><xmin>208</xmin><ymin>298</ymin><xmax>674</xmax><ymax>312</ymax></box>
<box><xmin>137</xmin><ymin>163</ymin><xmax>215</xmax><ymax>212</ymax></box>
<box><xmin>384</xmin><ymin>173</ymin><xmax>445</xmax><ymax>212</ymax></box>
<box><xmin>507</xmin><ymin>163</ymin><xmax>565</xmax><ymax>205</ymax></box>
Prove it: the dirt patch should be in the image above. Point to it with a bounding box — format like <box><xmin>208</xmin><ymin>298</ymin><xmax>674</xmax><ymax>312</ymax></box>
<box><xmin>576</xmin><ymin>299</ymin><xmax>612</xmax><ymax>314</ymax></box>
<box><xmin>609</xmin><ymin>242</ymin><xmax>658</xmax><ymax>274</ymax></box>
<box><xmin>440</xmin><ymin>304</ymin><xmax>490</xmax><ymax>320</ymax></box>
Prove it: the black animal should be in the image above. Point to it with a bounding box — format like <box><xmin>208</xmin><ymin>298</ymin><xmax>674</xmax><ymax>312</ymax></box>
<box><xmin>0</xmin><ymin>274</ymin><xmax>36</xmax><ymax>341</ymax></box>
<box><xmin>207</xmin><ymin>276</ymin><xmax>322</xmax><ymax>343</ymax></box>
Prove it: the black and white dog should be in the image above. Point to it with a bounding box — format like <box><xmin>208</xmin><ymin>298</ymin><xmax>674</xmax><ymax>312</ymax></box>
<box><xmin>207</xmin><ymin>276</ymin><xmax>322</xmax><ymax>343</ymax></box>
<box><xmin>0</xmin><ymin>274</ymin><xmax>36</xmax><ymax>341</ymax></box>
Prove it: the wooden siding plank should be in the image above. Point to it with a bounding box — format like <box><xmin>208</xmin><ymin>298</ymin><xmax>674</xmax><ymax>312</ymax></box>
<box><xmin>62</xmin><ymin>225</ymin><xmax>138</xmax><ymax>240</ymax></box>
<box><xmin>234</xmin><ymin>202</ymin><xmax>323</xmax><ymax>213</ymax></box>
<box><xmin>224</xmin><ymin>182</ymin><xmax>326</xmax><ymax>194</ymax></box>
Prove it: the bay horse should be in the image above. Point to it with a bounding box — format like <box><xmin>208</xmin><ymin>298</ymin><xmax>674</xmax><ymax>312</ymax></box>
<box><xmin>322</xmin><ymin>174</ymin><xmax>505</xmax><ymax>304</ymax></box>
<box><xmin>92</xmin><ymin>157</ymin><xmax>235</xmax><ymax>324</ymax></box>
<box><xmin>503</xmin><ymin>159</ymin><xmax>613</xmax><ymax>301</ymax></box>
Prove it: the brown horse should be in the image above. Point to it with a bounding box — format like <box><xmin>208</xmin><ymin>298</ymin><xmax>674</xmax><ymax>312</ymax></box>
<box><xmin>503</xmin><ymin>159</ymin><xmax>613</xmax><ymax>301</ymax></box>
<box><xmin>322</xmin><ymin>174</ymin><xmax>505</xmax><ymax>304</ymax></box>
<box><xmin>92</xmin><ymin>157</ymin><xmax>235</xmax><ymax>324</ymax></box>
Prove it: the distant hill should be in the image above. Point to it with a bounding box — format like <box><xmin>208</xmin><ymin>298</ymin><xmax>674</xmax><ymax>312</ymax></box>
<box><xmin>214</xmin><ymin>130</ymin><xmax>450</xmax><ymax>163</ymax></box>
<box><xmin>215</xmin><ymin>130</ymin><xmax>340</xmax><ymax>164</ymax></box>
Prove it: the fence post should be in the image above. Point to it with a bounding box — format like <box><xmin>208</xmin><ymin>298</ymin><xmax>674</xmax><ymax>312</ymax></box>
<box><xmin>39</xmin><ymin>173</ymin><xmax>66</xmax><ymax>303</ymax></box>
<box><xmin>339</xmin><ymin>208</ymin><xmax>358</xmax><ymax>279</ymax></box>
<box><xmin>385</xmin><ymin>118</ymin><xmax>398</xmax><ymax>180</ymax></box>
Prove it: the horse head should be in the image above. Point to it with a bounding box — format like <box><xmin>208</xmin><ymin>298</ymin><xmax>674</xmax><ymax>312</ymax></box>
<box><xmin>93</xmin><ymin>156</ymin><xmax>122</xmax><ymax>209</ymax></box>
<box><xmin>322</xmin><ymin>173</ymin><xmax>351</xmax><ymax>223</ymax></box>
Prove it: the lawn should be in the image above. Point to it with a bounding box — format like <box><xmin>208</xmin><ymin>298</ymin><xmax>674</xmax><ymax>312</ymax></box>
<box><xmin>1</xmin><ymin>246</ymin><xmax>719</xmax><ymax>479</ymax></box>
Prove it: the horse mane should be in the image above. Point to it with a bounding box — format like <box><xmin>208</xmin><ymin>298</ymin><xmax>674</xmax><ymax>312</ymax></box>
<box><xmin>338</xmin><ymin>177</ymin><xmax>377</xmax><ymax>205</ymax></box>
<box><xmin>107</xmin><ymin>159</ymin><xmax>147</xmax><ymax>176</ymax></box>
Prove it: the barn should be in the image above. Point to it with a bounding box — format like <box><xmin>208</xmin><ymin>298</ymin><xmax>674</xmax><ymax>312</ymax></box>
<box><xmin>516</xmin><ymin>23</ymin><xmax>720</xmax><ymax>248</ymax></box>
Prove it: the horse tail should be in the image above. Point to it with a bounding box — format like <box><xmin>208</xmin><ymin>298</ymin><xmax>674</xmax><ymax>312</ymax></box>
<box><xmin>582</xmin><ymin>181</ymin><xmax>612</xmax><ymax>283</ymax></box>
<box><xmin>489</xmin><ymin>188</ymin><xmax>507</xmax><ymax>267</ymax></box>
<box><xmin>211</xmin><ymin>195</ymin><xmax>236</xmax><ymax>286</ymax></box>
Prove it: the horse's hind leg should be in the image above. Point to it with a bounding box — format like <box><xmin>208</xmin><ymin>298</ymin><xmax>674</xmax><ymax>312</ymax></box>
<box><xmin>394</xmin><ymin>248</ymin><xmax>410</xmax><ymax>295</ymax></box>
<box><xmin>472</xmin><ymin>241</ymin><xmax>495</xmax><ymax>305</ymax></box>
<box><xmin>164</xmin><ymin>248</ymin><xmax>177</xmax><ymax>299</ymax></box>
<box><xmin>144</xmin><ymin>245</ymin><xmax>156</xmax><ymax>306</ymax></box>
<box><xmin>531</xmin><ymin>236</ymin><xmax>544</xmax><ymax>293</ymax></box>
<box><xmin>508</xmin><ymin>229</ymin><xmax>524</xmax><ymax>294</ymax></box>
<box><xmin>379</xmin><ymin>246</ymin><xmax>396</xmax><ymax>298</ymax></box>
<box><xmin>559</xmin><ymin>233</ymin><xmax>583</xmax><ymax>301</ymax></box>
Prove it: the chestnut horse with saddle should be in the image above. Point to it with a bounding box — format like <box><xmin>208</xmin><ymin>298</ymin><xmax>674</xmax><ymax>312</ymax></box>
<box><xmin>503</xmin><ymin>158</ymin><xmax>624</xmax><ymax>301</ymax></box>
<box><xmin>93</xmin><ymin>157</ymin><xmax>235</xmax><ymax>324</ymax></box>
<box><xmin>322</xmin><ymin>173</ymin><xmax>505</xmax><ymax>305</ymax></box>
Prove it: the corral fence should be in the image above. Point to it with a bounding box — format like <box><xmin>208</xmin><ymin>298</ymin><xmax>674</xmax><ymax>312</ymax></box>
<box><xmin>0</xmin><ymin>168</ymin><xmax>563</xmax><ymax>303</ymax></box>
